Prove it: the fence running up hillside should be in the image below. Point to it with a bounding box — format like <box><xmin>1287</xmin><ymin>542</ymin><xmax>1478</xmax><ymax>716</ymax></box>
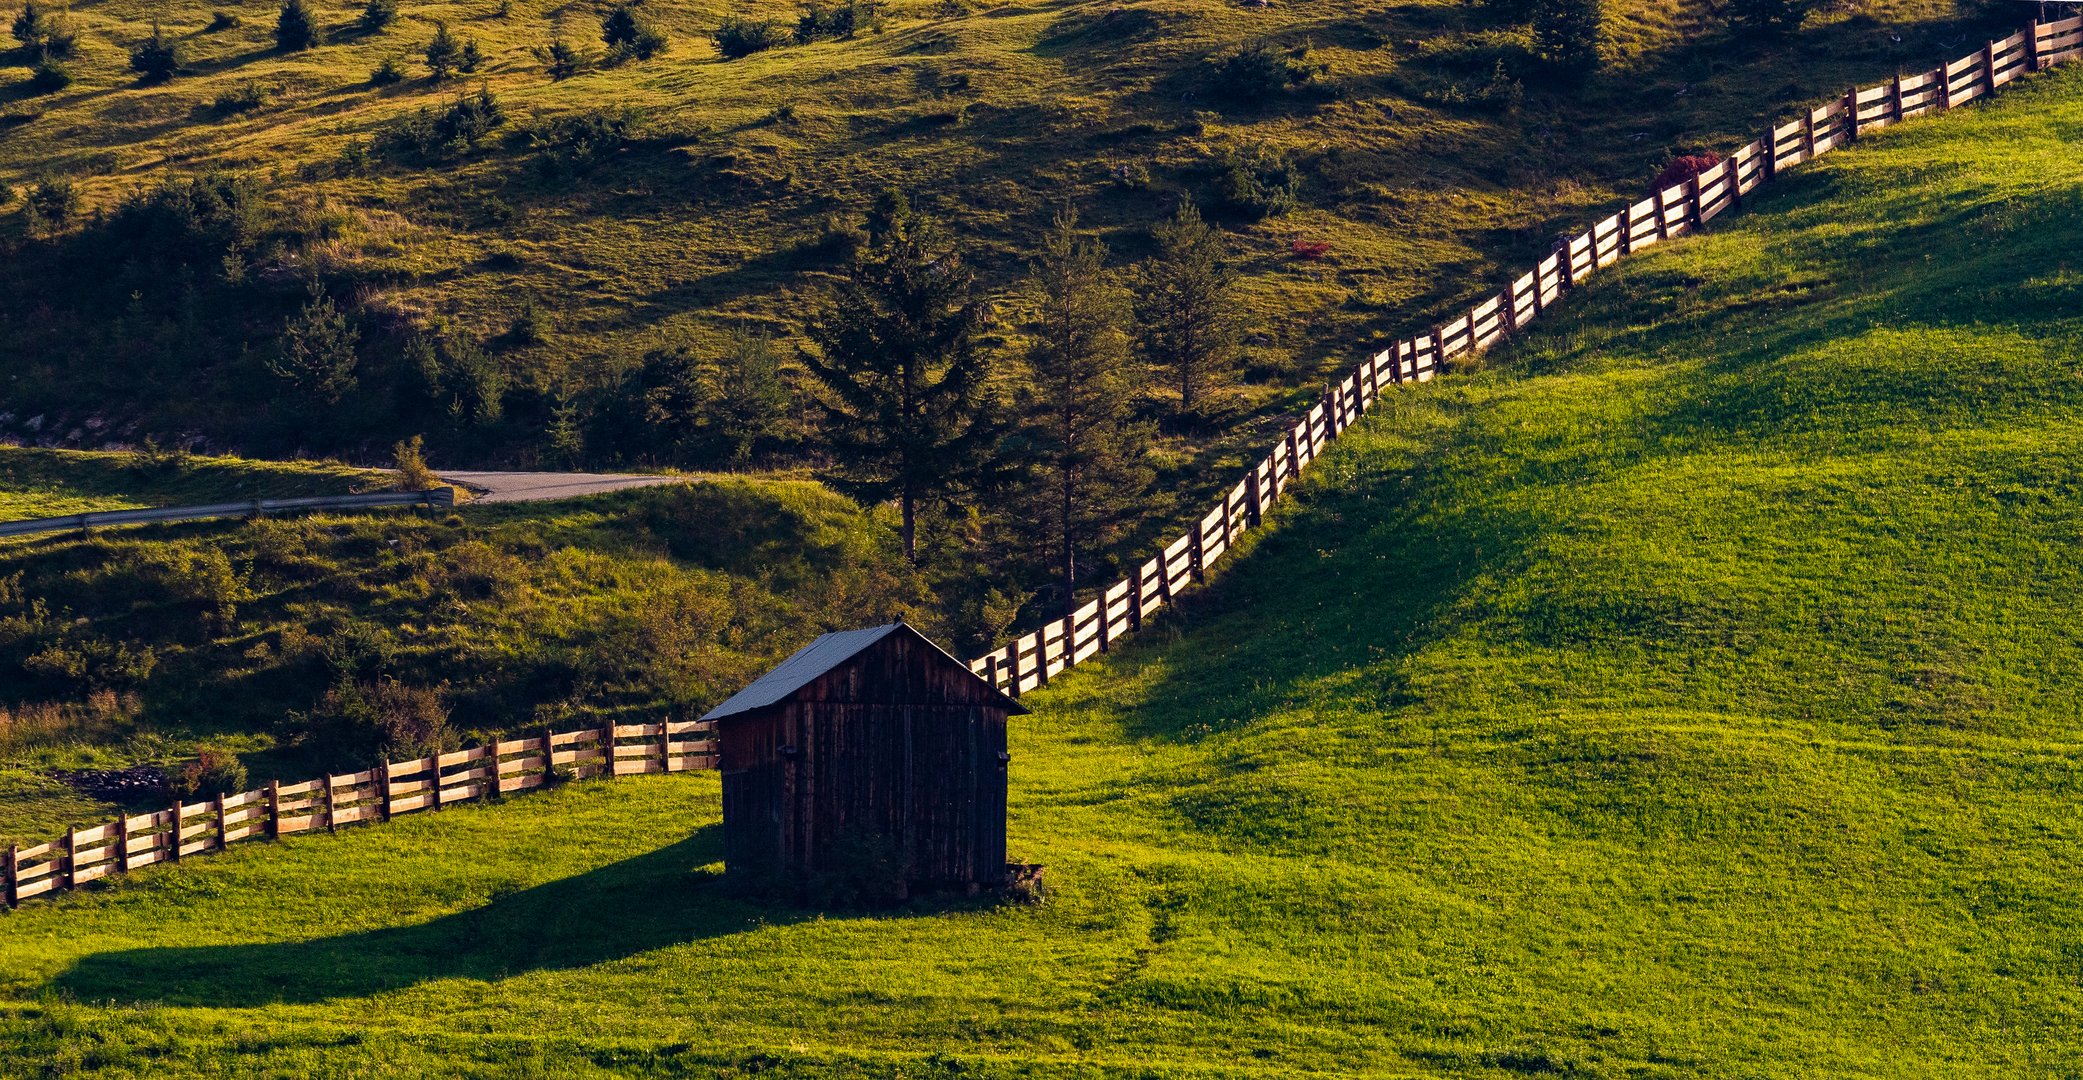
<box><xmin>1</xmin><ymin>722</ymin><xmax>714</xmax><ymax>908</ymax></box>
<box><xmin>3</xmin><ymin>18</ymin><xmax>2076</xmax><ymax>909</ymax></box>
<box><xmin>964</xmin><ymin>16</ymin><xmax>2083</xmax><ymax>696</ymax></box>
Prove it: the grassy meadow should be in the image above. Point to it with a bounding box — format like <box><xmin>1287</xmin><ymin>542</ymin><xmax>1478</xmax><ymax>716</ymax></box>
<box><xmin>2</xmin><ymin>49</ymin><xmax>2079</xmax><ymax>1080</ymax></box>
<box><xmin>0</xmin><ymin>445</ymin><xmax>374</xmax><ymax>521</ymax></box>
<box><xmin>0</xmin><ymin>0</ymin><xmax>2008</xmax><ymax>478</ymax></box>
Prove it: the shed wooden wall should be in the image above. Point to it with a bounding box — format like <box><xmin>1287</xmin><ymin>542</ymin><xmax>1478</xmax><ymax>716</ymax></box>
<box><xmin>718</xmin><ymin>632</ymin><xmax>1010</xmax><ymax>890</ymax></box>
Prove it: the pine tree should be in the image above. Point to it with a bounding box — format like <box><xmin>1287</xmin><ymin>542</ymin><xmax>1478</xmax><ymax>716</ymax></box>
<box><xmin>1531</xmin><ymin>0</ymin><xmax>1603</xmax><ymax>73</ymax></box>
<box><xmin>1021</xmin><ymin>209</ymin><xmax>1152</xmax><ymax>609</ymax></box>
<box><xmin>359</xmin><ymin>0</ymin><xmax>396</xmax><ymax>32</ymax></box>
<box><xmin>802</xmin><ymin>191</ymin><xmax>1001</xmax><ymax>563</ymax></box>
<box><xmin>424</xmin><ymin>21</ymin><xmax>460</xmax><ymax>79</ymax></box>
<box><xmin>10</xmin><ymin>1</ymin><xmax>45</xmax><ymax>47</ymax></box>
<box><xmin>269</xmin><ymin>289</ymin><xmax>360</xmax><ymax>405</ymax></box>
<box><xmin>274</xmin><ymin>0</ymin><xmax>319</xmax><ymax>50</ymax></box>
<box><xmin>699</xmin><ymin>328</ymin><xmax>790</xmax><ymax>467</ymax></box>
<box><xmin>1136</xmin><ymin>201</ymin><xmax>1237</xmax><ymax>420</ymax></box>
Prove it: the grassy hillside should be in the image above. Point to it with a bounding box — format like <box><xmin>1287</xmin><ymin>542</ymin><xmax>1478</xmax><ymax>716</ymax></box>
<box><xmin>3</xmin><ymin>47</ymin><xmax>2079</xmax><ymax>1080</ymax></box>
<box><xmin>0</xmin><ymin>477</ymin><xmax>932</xmax><ymax>845</ymax></box>
<box><xmin>0</xmin><ymin>445</ymin><xmax>373</xmax><ymax>521</ymax></box>
<box><xmin>0</xmin><ymin>0</ymin><xmax>1994</xmax><ymax>477</ymax></box>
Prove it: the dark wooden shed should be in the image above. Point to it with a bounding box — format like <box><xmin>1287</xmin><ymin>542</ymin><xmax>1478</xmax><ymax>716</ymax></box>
<box><xmin>702</xmin><ymin>622</ymin><xmax>1027</xmax><ymax>894</ymax></box>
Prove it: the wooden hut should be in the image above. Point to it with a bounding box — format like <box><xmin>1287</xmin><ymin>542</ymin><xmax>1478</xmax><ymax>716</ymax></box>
<box><xmin>702</xmin><ymin>621</ymin><xmax>1027</xmax><ymax>894</ymax></box>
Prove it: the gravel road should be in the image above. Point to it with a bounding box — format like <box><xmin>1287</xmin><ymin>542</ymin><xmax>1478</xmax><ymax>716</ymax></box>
<box><xmin>437</xmin><ymin>471</ymin><xmax>686</xmax><ymax>504</ymax></box>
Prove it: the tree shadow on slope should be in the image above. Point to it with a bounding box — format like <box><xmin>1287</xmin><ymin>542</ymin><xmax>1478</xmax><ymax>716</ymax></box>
<box><xmin>47</xmin><ymin>825</ymin><xmax>849</xmax><ymax>1007</ymax></box>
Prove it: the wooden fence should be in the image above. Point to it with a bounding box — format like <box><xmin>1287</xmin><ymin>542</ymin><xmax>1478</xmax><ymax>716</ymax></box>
<box><xmin>0</xmin><ymin>488</ymin><xmax>458</xmax><ymax>540</ymax></box>
<box><xmin>3</xmin><ymin>17</ymin><xmax>2076</xmax><ymax>908</ymax></box>
<box><xmin>1</xmin><ymin>721</ymin><xmax>715</xmax><ymax>907</ymax></box>
<box><xmin>965</xmin><ymin>16</ymin><xmax>2083</xmax><ymax>696</ymax></box>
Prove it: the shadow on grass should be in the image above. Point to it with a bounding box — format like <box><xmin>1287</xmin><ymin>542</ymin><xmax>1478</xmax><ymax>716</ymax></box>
<box><xmin>48</xmin><ymin>825</ymin><xmax>825</xmax><ymax>1007</ymax></box>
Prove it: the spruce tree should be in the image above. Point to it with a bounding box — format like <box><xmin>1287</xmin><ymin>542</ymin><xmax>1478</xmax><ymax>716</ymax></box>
<box><xmin>128</xmin><ymin>21</ymin><xmax>181</xmax><ymax>82</ymax></box>
<box><xmin>802</xmin><ymin>191</ymin><xmax>1001</xmax><ymax>563</ymax></box>
<box><xmin>359</xmin><ymin>0</ymin><xmax>396</xmax><ymax>32</ymax></box>
<box><xmin>1531</xmin><ymin>0</ymin><xmax>1603</xmax><ymax>73</ymax></box>
<box><xmin>700</xmin><ymin>328</ymin><xmax>790</xmax><ymax>467</ymax></box>
<box><xmin>424</xmin><ymin>21</ymin><xmax>461</xmax><ymax>79</ymax></box>
<box><xmin>269</xmin><ymin>289</ymin><xmax>360</xmax><ymax>405</ymax></box>
<box><xmin>1021</xmin><ymin>209</ymin><xmax>1152</xmax><ymax>608</ymax></box>
<box><xmin>1135</xmin><ymin>201</ymin><xmax>1237</xmax><ymax>420</ymax></box>
<box><xmin>274</xmin><ymin>0</ymin><xmax>319</xmax><ymax>50</ymax></box>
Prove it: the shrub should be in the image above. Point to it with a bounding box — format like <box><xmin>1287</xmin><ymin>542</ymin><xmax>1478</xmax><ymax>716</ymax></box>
<box><xmin>796</xmin><ymin>0</ymin><xmax>879</xmax><ymax>43</ymax></box>
<box><xmin>369</xmin><ymin>55</ymin><xmax>406</xmax><ymax>85</ymax></box>
<box><xmin>1653</xmin><ymin>152</ymin><xmax>1722</xmax><ymax>189</ymax></box>
<box><xmin>602</xmin><ymin>2</ymin><xmax>668</xmax><ymax>59</ymax></box>
<box><xmin>26</xmin><ymin>177</ymin><xmax>77</xmax><ymax>223</ymax></box>
<box><xmin>1210</xmin><ymin>144</ymin><xmax>1300</xmax><ymax>220</ymax></box>
<box><xmin>275</xmin><ymin>0</ymin><xmax>320</xmax><ymax>50</ymax></box>
<box><xmin>458</xmin><ymin>37</ymin><xmax>483</xmax><ymax>73</ymax></box>
<box><xmin>526</xmin><ymin>107</ymin><xmax>637</xmax><ymax>177</ymax></box>
<box><xmin>1205</xmin><ymin>38</ymin><xmax>1323</xmax><ymax>100</ymax></box>
<box><xmin>10</xmin><ymin>1</ymin><xmax>70</xmax><ymax>54</ymax></box>
<box><xmin>1726</xmin><ymin>0</ymin><xmax>1818</xmax><ymax>35</ymax></box>
<box><xmin>372</xmin><ymin>87</ymin><xmax>506</xmax><ymax>161</ymax></box>
<box><xmin>713</xmin><ymin>15</ymin><xmax>787</xmax><ymax>59</ymax></box>
<box><xmin>308</xmin><ymin>678</ymin><xmax>455</xmax><ymax>763</ymax></box>
<box><xmin>213</xmin><ymin>80</ymin><xmax>271</xmax><ymax>113</ymax></box>
<box><xmin>269</xmin><ymin>288</ymin><xmax>360</xmax><ymax>405</ymax></box>
<box><xmin>360</xmin><ymin>0</ymin><xmax>395</xmax><ymax>32</ymax></box>
<box><xmin>536</xmin><ymin>36</ymin><xmax>584</xmax><ymax>78</ymax></box>
<box><xmin>208</xmin><ymin>9</ymin><xmax>241</xmax><ymax>29</ymax></box>
<box><xmin>175</xmin><ymin>745</ymin><xmax>249</xmax><ymax>798</ymax></box>
<box><xmin>26</xmin><ymin>54</ymin><xmax>70</xmax><ymax>92</ymax></box>
<box><xmin>10</xmin><ymin>1</ymin><xmax>45</xmax><ymax>46</ymax></box>
<box><xmin>129</xmin><ymin>22</ymin><xmax>182</xmax><ymax>82</ymax></box>
<box><xmin>410</xmin><ymin>327</ymin><xmax>507</xmax><ymax>423</ymax></box>
<box><xmin>393</xmin><ymin>434</ymin><xmax>441</xmax><ymax>490</ymax></box>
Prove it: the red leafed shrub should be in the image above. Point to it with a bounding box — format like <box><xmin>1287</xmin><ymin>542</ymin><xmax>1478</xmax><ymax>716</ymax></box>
<box><xmin>1654</xmin><ymin>152</ymin><xmax>1723</xmax><ymax>189</ymax></box>
<box><xmin>1290</xmin><ymin>238</ymin><xmax>1331</xmax><ymax>260</ymax></box>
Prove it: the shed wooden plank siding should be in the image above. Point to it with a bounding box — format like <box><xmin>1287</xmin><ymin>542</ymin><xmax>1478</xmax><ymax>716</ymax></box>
<box><xmin>705</xmin><ymin>623</ymin><xmax>1025</xmax><ymax>894</ymax></box>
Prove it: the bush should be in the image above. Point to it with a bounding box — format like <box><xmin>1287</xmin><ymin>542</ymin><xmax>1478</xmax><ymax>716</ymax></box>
<box><xmin>372</xmin><ymin>87</ymin><xmax>506</xmax><ymax>161</ymax></box>
<box><xmin>11</xmin><ymin>1</ymin><xmax>72</xmax><ymax>55</ymax></box>
<box><xmin>713</xmin><ymin>15</ymin><xmax>787</xmax><ymax>59</ymax></box>
<box><xmin>129</xmin><ymin>22</ymin><xmax>182</xmax><ymax>82</ymax></box>
<box><xmin>212</xmin><ymin>80</ymin><xmax>271</xmax><ymax>113</ymax></box>
<box><xmin>1726</xmin><ymin>0</ymin><xmax>1818</xmax><ymax>35</ymax></box>
<box><xmin>275</xmin><ymin>0</ymin><xmax>320</xmax><ymax>50</ymax></box>
<box><xmin>536</xmin><ymin>36</ymin><xmax>584</xmax><ymax>78</ymax></box>
<box><xmin>26</xmin><ymin>177</ymin><xmax>77</xmax><ymax>223</ymax></box>
<box><xmin>308</xmin><ymin>678</ymin><xmax>455</xmax><ymax>763</ymax></box>
<box><xmin>1653</xmin><ymin>152</ymin><xmax>1722</xmax><ymax>189</ymax></box>
<box><xmin>1205</xmin><ymin>38</ymin><xmax>1323</xmax><ymax>100</ymax></box>
<box><xmin>175</xmin><ymin>745</ymin><xmax>249</xmax><ymax>798</ymax></box>
<box><xmin>795</xmin><ymin>0</ymin><xmax>880</xmax><ymax>43</ymax></box>
<box><xmin>602</xmin><ymin>2</ymin><xmax>668</xmax><ymax>59</ymax></box>
<box><xmin>208</xmin><ymin>9</ymin><xmax>240</xmax><ymax>29</ymax></box>
<box><xmin>369</xmin><ymin>56</ymin><xmax>406</xmax><ymax>85</ymax></box>
<box><xmin>1210</xmin><ymin>144</ymin><xmax>1300</xmax><ymax>220</ymax></box>
<box><xmin>526</xmin><ymin>107</ymin><xmax>637</xmax><ymax>177</ymax></box>
<box><xmin>410</xmin><ymin>328</ymin><xmax>507</xmax><ymax>423</ymax></box>
<box><xmin>393</xmin><ymin>434</ymin><xmax>441</xmax><ymax>490</ymax></box>
<box><xmin>360</xmin><ymin>0</ymin><xmax>395</xmax><ymax>32</ymax></box>
<box><xmin>26</xmin><ymin>54</ymin><xmax>70</xmax><ymax>92</ymax></box>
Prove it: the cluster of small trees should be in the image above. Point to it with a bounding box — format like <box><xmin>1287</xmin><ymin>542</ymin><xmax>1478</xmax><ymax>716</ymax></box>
<box><xmin>793</xmin><ymin>192</ymin><xmax>1239</xmax><ymax>614</ymax></box>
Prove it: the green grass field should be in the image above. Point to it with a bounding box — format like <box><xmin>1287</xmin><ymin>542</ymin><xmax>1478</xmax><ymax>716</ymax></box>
<box><xmin>0</xmin><ymin>446</ymin><xmax>373</xmax><ymax>521</ymax></box>
<box><xmin>4</xmin><ymin>48</ymin><xmax>2081</xmax><ymax>1080</ymax></box>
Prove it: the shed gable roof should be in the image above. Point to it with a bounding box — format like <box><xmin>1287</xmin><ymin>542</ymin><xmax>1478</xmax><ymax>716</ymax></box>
<box><xmin>699</xmin><ymin>622</ymin><xmax>1025</xmax><ymax>722</ymax></box>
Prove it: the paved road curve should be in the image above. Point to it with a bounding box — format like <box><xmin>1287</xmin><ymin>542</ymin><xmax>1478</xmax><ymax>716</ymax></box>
<box><xmin>437</xmin><ymin>471</ymin><xmax>686</xmax><ymax>504</ymax></box>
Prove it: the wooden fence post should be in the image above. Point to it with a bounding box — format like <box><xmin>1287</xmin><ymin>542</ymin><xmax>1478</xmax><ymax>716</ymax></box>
<box><xmin>377</xmin><ymin>762</ymin><xmax>393</xmax><ymax>822</ymax></box>
<box><xmin>1245</xmin><ymin>470</ymin><xmax>1263</xmax><ymax>530</ymax></box>
<box><xmin>1283</xmin><ymin>426</ymin><xmax>1300</xmax><ymax>484</ymax></box>
<box><xmin>266</xmin><ymin>779</ymin><xmax>281</xmax><ymax>840</ymax></box>
<box><xmin>984</xmin><ymin>654</ymin><xmax>1001</xmax><ymax>694</ymax></box>
<box><xmin>1036</xmin><ymin>628</ymin><xmax>1052</xmax><ymax>688</ymax></box>
<box><xmin>2028</xmin><ymin>21</ymin><xmax>2041</xmax><ymax>72</ymax></box>
<box><xmin>1009</xmin><ymin>641</ymin><xmax>1027</xmax><ymax>697</ymax></box>
<box><xmin>114</xmin><ymin>815</ymin><xmax>129</xmax><ymax>874</ymax></box>
<box><xmin>3</xmin><ymin>845</ymin><xmax>15</xmax><ymax>909</ymax></box>
<box><xmin>1935</xmin><ymin>65</ymin><xmax>1949</xmax><ymax>109</ymax></box>
<box><xmin>61</xmin><ymin>826</ymin><xmax>76</xmax><ymax>891</ymax></box>
<box><xmin>658</xmin><ymin>726</ymin><xmax>673</xmax><ymax>775</ymax></box>
<box><xmin>601</xmin><ymin>723</ymin><xmax>617</xmax><ymax>779</ymax></box>
<box><xmin>430</xmin><ymin>755</ymin><xmax>444</xmax><ymax>811</ymax></box>
<box><xmin>541</xmin><ymin>728</ymin><xmax>558</xmax><ymax>784</ymax></box>
<box><xmin>1762</xmin><ymin>127</ymin><xmax>1778</xmax><ymax>180</ymax></box>
<box><xmin>213</xmin><ymin>794</ymin><xmax>227</xmax><ymax>851</ymax></box>
<box><xmin>1890</xmin><ymin>72</ymin><xmax>1905</xmax><ymax>123</ymax></box>
<box><xmin>1801</xmin><ymin>106</ymin><xmax>1817</xmax><ymax>161</ymax></box>
<box><xmin>324</xmin><ymin>775</ymin><xmax>337</xmax><ymax>833</ymax></box>
<box><xmin>169</xmin><ymin>802</ymin><xmax>183</xmax><ymax>862</ymax></box>
<box><xmin>1842</xmin><ymin>88</ymin><xmax>1858</xmax><ymax>141</ymax></box>
<box><xmin>1129</xmin><ymin>570</ymin><xmax>1145</xmax><ymax>632</ymax></box>
<box><xmin>1189</xmin><ymin>525</ymin><xmax>1205</xmax><ymax>584</ymax></box>
<box><xmin>1652</xmin><ymin>186</ymin><xmax>1670</xmax><ymax>241</ymax></box>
